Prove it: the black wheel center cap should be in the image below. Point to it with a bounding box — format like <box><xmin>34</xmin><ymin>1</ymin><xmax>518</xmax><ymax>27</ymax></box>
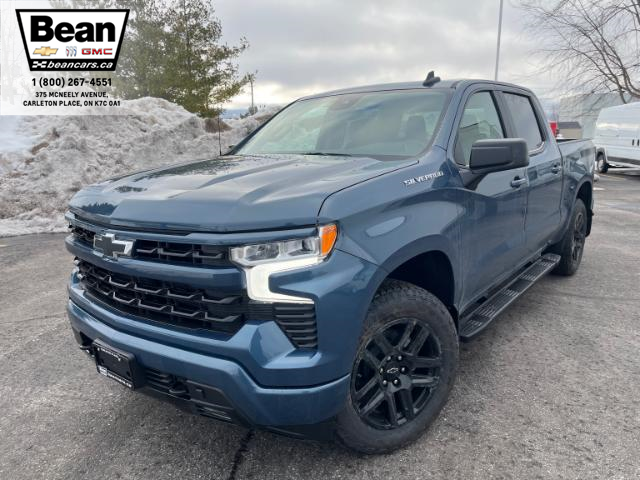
<box><xmin>380</xmin><ymin>357</ymin><xmax>410</xmax><ymax>387</ymax></box>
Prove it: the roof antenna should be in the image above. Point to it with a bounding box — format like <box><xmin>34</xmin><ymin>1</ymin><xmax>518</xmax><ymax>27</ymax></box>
<box><xmin>423</xmin><ymin>70</ymin><xmax>441</xmax><ymax>87</ymax></box>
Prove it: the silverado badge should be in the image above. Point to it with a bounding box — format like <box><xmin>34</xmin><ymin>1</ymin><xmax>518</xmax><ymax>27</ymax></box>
<box><xmin>403</xmin><ymin>170</ymin><xmax>444</xmax><ymax>186</ymax></box>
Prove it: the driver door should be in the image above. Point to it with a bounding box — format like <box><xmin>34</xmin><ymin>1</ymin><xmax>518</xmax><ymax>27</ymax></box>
<box><xmin>453</xmin><ymin>90</ymin><xmax>529</xmax><ymax>306</ymax></box>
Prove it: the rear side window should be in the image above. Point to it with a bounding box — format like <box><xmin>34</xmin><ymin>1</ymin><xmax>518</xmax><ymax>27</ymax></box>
<box><xmin>454</xmin><ymin>92</ymin><xmax>504</xmax><ymax>166</ymax></box>
<box><xmin>503</xmin><ymin>93</ymin><xmax>544</xmax><ymax>150</ymax></box>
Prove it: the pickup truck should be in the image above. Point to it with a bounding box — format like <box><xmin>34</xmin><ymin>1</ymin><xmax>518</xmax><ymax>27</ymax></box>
<box><xmin>65</xmin><ymin>75</ymin><xmax>595</xmax><ymax>453</ymax></box>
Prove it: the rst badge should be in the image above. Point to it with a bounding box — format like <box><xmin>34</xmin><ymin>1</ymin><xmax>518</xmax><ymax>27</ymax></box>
<box><xmin>16</xmin><ymin>9</ymin><xmax>129</xmax><ymax>71</ymax></box>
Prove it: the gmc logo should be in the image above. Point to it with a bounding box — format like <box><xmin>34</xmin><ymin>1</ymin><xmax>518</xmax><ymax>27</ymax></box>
<box><xmin>82</xmin><ymin>48</ymin><xmax>113</xmax><ymax>56</ymax></box>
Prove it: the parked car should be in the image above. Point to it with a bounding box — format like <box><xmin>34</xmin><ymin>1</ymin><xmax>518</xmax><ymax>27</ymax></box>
<box><xmin>65</xmin><ymin>74</ymin><xmax>595</xmax><ymax>453</ymax></box>
<box><xmin>593</xmin><ymin>102</ymin><xmax>640</xmax><ymax>173</ymax></box>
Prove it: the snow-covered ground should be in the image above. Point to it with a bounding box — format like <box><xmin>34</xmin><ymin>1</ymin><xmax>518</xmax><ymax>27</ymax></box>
<box><xmin>0</xmin><ymin>98</ymin><xmax>277</xmax><ymax>237</ymax></box>
<box><xmin>0</xmin><ymin>116</ymin><xmax>39</xmax><ymax>153</ymax></box>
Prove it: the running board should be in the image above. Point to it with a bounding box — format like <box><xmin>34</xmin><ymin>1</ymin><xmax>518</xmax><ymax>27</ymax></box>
<box><xmin>459</xmin><ymin>253</ymin><xmax>561</xmax><ymax>341</ymax></box>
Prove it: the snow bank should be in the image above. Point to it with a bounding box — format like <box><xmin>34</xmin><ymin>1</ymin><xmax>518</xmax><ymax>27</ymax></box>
<box><xmin>0</xmin><ymin>116</ymin><xmax>39</xmax><ymax>154</ymax></box>
<box><xmin>0</xmin><ymin>98</ymin><xmax>278</xmax><ymax>237</ymax></box>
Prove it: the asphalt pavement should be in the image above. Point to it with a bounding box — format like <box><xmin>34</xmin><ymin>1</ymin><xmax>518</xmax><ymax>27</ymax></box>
<box><xmin>1</xmin><ymin>172</ymin><xmax>639</xmax><ymax>480</ymax></box>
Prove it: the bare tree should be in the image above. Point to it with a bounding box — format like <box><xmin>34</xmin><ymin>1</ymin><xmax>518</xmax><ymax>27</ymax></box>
<box><xmin>522</xmin><ymin>0</ymin><xmax>640</xmax><ymax>103</ymax></box>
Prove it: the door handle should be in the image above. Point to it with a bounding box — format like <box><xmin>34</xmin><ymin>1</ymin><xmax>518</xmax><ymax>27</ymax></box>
<box><xmin>551</xmin><ymin>163</ymin><xmax>561</xmax><ymax>174</ymax></box>
<box><xmin>510</xmin><ymin>176</ymin><xmax>527</xmax><ymax>188</ymax></box>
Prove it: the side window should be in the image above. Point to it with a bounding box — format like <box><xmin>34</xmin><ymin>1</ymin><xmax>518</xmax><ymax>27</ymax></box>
<box><xmin>455</xmin><ymin>92</ymin><xmax>504</xmax><ymax>166</ymax></box>
<box><xmin>503</xmin><ymin>93</ymin><xmax>544</xmax><ymax>151</ymax></box>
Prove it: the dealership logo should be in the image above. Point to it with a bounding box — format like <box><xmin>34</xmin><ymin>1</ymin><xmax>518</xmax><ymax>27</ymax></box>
<box><xmin>16</xmin><ymin>9</ymin><xmax>129</xmax><ymax>71</ymax></box>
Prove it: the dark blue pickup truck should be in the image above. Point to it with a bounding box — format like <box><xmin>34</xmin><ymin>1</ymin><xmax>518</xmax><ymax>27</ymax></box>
<box><xmin>65</xmin><ymin>75</ymin><xmax>595</xmax><ymax>453</ymax></box>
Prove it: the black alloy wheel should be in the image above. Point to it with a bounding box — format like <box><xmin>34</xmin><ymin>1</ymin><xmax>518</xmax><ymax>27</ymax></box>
<box><xmin>551</xmin><ymin>198</ymin><xmax>588</xmax><ymax>276</ymax></box>
<box><xmin>351</xmin><ymin>318</ymin><xmax>442</xmax><ymax>429</ymax></box>
<box><xmin>336</xmin><ymin>279</ymin><xmax>458</xmax><ymax>454</ymax></box>
<box><xmin>571</xmin><ymin>208</ymin><xmax>587</xmax><ymax>263</ymax></box>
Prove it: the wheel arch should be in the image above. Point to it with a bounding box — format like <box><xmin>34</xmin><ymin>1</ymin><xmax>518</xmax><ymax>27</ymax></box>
<box><xmin>367</xmin><ymin>238</ymin><xmax>459</xmax><ymax>329</ymax></box>
<box><xmin>386</xmin><ymin>251</ymin><xmax>458</xmax><ymax>329</ymax></box>
<box><xmin>576</xmin><ymin>180</ymin><xmax>593</xmax><ymax>236</ymax></box>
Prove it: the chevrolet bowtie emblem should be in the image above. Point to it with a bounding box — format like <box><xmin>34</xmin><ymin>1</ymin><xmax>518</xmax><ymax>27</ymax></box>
<box><xmin>33</xmin><ymin>46</ymin><xmax>58</xmax><ymax>56</ymax></box>
<box><xmin>93</xmin><ymin>233</ymin><xmax>134</xmax><ymax>259</ymax></box>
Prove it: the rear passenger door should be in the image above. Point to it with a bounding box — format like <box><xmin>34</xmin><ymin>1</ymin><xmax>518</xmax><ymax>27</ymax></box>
<box><xmin>499</xmin><ymin>91</ymin><xmax>562</xmax><ymax>253</ymax></box>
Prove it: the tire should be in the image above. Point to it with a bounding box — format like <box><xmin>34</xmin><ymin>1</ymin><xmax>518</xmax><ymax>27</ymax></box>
<box><xmin>552</xmin><ymin>198</ymin><xmax>588</xmax><ymax>276</ymax></box>
<box><xmin>597</xmin><ymin>154</ymin><xmax>609</xmax><ymax>174</ymax></box>
<box><xmin>336</xmin><ymin>279</ymin><xmax>459</xmax><ymax>454</ymax></box>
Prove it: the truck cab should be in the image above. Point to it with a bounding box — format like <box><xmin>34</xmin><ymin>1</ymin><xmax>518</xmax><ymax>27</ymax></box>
<box><xmin>65</xmin><ymin>76</ymin><xmax>594</xmax><ymax>453</ymax></box>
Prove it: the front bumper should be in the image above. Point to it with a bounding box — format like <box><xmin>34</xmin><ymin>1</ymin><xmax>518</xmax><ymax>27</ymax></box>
<box><xmin>65</xmin><ymin>233</ymin><xmax>383</xmax><ymax>430</ymax></box>
<box><xmin>68</xmin><ymin>299</ymin><xmax>349</xmax><ymax>431</ymax></box>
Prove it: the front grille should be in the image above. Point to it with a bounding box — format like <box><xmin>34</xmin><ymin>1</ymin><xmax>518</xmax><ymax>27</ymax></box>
<box><xmin>71</xmin><ymin>218</ymin><xmax>320</xmax><ymax>348</ymax></box>
<box><xmin>76</xmin><ymin>258</ymin><xmax>318</xmax><ymax>347</ymax></box>
<box><xmin>72</xmin><ymin>225</ymin><xmax>95</xmax><ymax>245</ymax></box>
<box><xmin>77</xmin><ymin>259</ymin><xmax>257</xmax><ymax>333</ymax></box>
<box><xmin>70</xmin><ymin>225</ymin><xmax>231</xmax><ymax>267</ymax></box>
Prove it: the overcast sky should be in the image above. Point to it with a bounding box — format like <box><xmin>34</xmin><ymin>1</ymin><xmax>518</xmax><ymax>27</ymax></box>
<box><xmin>215</xmin><ymin>0</ymin><xmax>556</xmax><ymax>109</ymax></box>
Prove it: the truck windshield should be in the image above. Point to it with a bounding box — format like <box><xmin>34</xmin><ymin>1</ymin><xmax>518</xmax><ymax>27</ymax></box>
<box><xmin>235</xmin><ymin>89</ymin><xmax>450</xmax><ymax>159</ymax></box>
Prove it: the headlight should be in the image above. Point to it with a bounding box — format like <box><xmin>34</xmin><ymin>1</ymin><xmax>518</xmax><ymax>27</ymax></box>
<box><xmin>230</xmin><ymin>224</ymin><xmax>338</xmax><ymax>303</ymax></box>
<box><xmin>230</xmin><ymin>224</ymin><xmax>337</xmax><ymax>266</ymax></box>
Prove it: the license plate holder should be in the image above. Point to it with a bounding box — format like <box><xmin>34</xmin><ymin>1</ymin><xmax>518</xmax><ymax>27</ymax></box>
<box><xmin>93</xmin><ymin>339</ymin><xmax>144</xmax><ymax>389</ymax></box>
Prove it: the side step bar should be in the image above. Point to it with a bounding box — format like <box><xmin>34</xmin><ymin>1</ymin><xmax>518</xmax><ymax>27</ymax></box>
<box><xmin>459</xmin><ymin>253</ymin><xmax>561</xmax><ymax>341</ymax></box>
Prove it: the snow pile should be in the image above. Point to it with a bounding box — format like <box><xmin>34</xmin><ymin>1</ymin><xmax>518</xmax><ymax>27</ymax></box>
<box><xmin>0</xmin><ymin>117</ymin><xmax>39</xmax><ymax>154</ymax></box>
<box><xmin>0</xmin><ymin>98</ymin><xmax>278</xmax><ymax>237</ymax></box>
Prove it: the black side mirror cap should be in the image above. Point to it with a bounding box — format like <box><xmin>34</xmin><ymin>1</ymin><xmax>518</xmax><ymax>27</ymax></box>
<box><xmin>469</xmin><ymin>138</ymin><xmax>529</xmax><ymax>174</ymax></box>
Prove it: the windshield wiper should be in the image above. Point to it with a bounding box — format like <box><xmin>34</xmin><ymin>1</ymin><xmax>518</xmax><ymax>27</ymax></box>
<box><xmin>301</xmin><ymin>152</ymin><xmax>353</xmax><ymax>157</ymax></box>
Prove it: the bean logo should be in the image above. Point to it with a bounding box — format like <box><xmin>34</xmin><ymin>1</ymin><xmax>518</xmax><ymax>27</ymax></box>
<box><xmin>16</xmin><ymin>8</ymin><xmax>129</xmax><ymax>71</ymax></box>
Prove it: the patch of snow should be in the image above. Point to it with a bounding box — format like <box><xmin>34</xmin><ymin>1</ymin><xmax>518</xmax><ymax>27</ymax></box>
<box><xmin>0</xmin><ymin>98</ymin><xmax>278</xmax><ymax>237</ymax></box>
<box><xmin>0</xmin><ymin>116</ymin><xmax>42</xmax><ymax>177</ymax></box>
<box><xmin>0</xmin><ymin>116</ymin><xmax>36</xmax><ymax>153</ymax></box>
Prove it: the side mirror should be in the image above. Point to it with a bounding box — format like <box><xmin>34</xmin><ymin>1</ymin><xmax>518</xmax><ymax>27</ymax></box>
<box><xmin>469</xmin><ymin>138</ymin><xmax>529</xmax><ymax>174</ymax></box>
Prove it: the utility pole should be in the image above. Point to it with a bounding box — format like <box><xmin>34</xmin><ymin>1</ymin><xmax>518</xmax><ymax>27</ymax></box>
<box><xmin>250</xmin><ymin>77</ymin><xmax>255</xmax><ymax>114</ymax></box>
<box><xmin>494</xmin><ymin>0</ymin><xmax>504</xmax><ymax>81</ymax></box>
<box><xmin>248</xmin><ymin>72</ymin><xmax>257</xmax><ymax>115</ymax></box>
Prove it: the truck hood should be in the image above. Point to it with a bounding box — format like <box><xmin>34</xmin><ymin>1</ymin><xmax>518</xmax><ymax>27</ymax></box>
<box><xmin>69</xmin><ymin>154</ymin><xmax>416</xmax><ymax>232</ymax></box>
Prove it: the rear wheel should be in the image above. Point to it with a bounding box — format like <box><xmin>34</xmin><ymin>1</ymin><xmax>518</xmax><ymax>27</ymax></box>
<box><xmin>552</xmin><ymin>199</ymin><xmax>587</xmax><ymax>276</ymax></box>
<box><xmin>597</xmin><ymin>154</ymin><xmax>609</xmax><ymax>173</ymax></box>
<box><xmin>336</xmin><ymin>280</ymin><xmax>458</xmax><ymax>454</ymax></box>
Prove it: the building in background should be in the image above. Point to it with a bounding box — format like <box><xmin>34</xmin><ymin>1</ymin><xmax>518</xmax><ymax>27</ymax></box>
<box><xmin>558</xmin><ymin>92</ymin><xmax>635</xmax><ymax>138</ymax></box>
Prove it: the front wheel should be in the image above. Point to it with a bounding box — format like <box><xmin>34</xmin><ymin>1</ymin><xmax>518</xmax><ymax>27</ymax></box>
<box><xmin>552</xmin><ymin>198</ymin><xmax>588</xmax><ymax>276</ymax></box>
<box><xmin>336</xmin><ymin>280</ymin><xmax>458</xmax><ymax>454</ymax></box>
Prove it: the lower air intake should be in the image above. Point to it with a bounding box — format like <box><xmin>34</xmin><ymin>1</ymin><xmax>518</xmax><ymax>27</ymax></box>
<box><xmin>273</xmin><ymin>304</ymin><xmax>318</xmax><ymax>349</ymax></box>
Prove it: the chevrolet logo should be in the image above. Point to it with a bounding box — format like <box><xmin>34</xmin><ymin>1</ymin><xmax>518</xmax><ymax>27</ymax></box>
<box><xmin>93</xmin><ymin>233</ymin><xmax>134</xmax><ymax>259</ymax></box>
<box><xmin>33</xmin><ymin>46</ymin><xmax>58</xmax><ymax>56</ymax></box>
